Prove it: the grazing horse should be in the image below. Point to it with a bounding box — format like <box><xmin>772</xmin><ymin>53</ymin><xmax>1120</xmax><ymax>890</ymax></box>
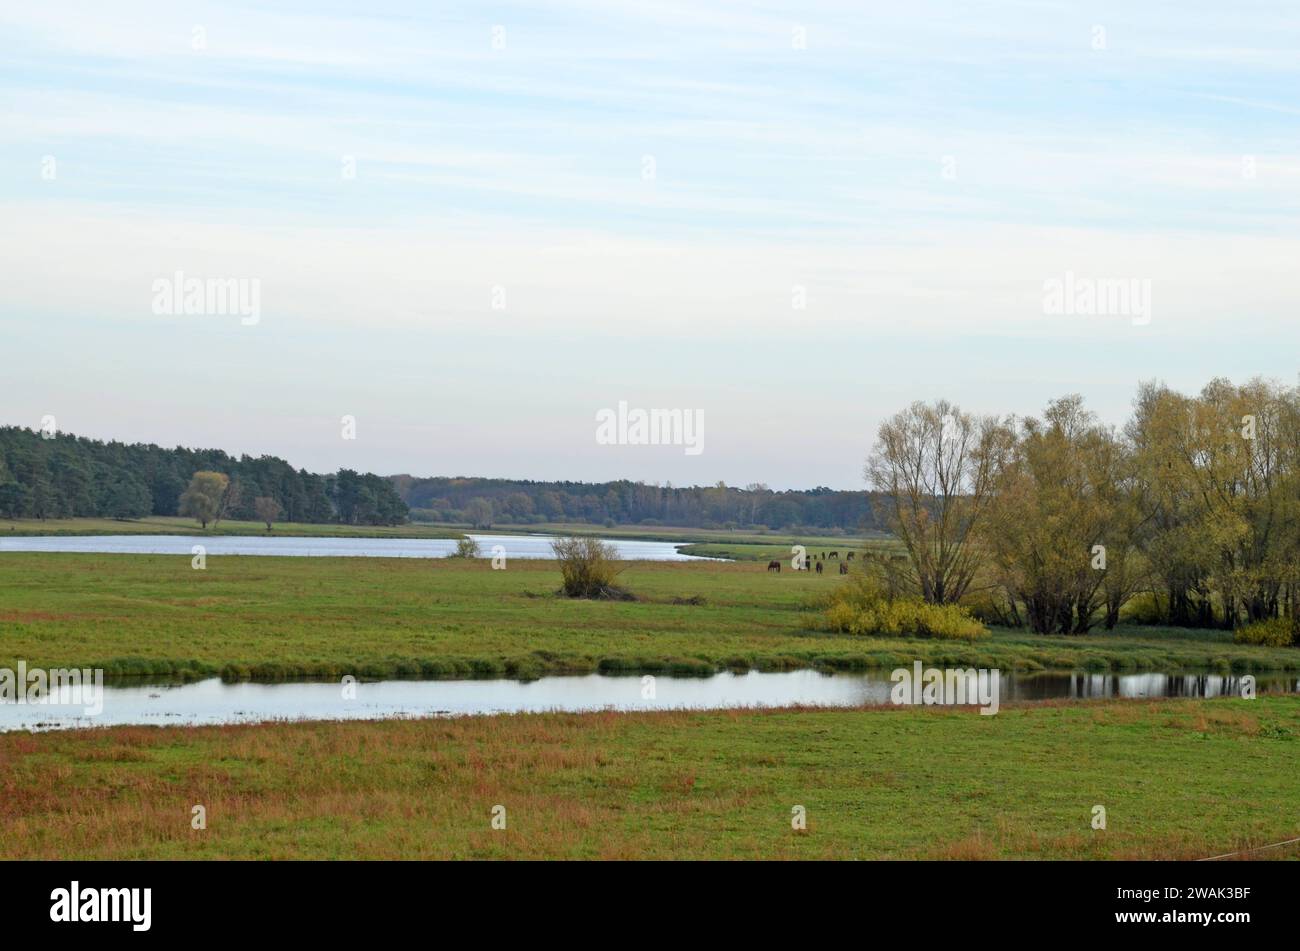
<box><xmin>815</xmin><ymin>561</ymin><xmax>823</xmax><ymax>574</ymax></box>
<box><xmin>839</xmin><ymin>562</ymin><xmax>848</xmax><ymax>575</ymax></box>
<box><xmin>766</xmin><ymin>560</ymin><xmax>781</xmax><ymax>572</ymax></box>
<box><xmin>828</xmin><ymin>551</ymin><xmax>839</xmax><ymax>559</ymax></box>
<box><xmin>846</xmin><ymin>552</ymin><xmax>855</xmax><ymax>561</ymax></box>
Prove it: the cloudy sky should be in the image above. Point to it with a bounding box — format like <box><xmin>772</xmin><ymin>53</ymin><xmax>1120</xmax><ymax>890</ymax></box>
<box><xmin>3</xmin><ymin>1</ymin><xmax>1298</xmax><ymax>488</ymax></box>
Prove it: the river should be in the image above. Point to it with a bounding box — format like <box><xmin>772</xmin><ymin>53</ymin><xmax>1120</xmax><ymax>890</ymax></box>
<box><xmin>3</xmin><ymin>669</ymin><xmax>1294</xmax><ymax>732</ymax></box>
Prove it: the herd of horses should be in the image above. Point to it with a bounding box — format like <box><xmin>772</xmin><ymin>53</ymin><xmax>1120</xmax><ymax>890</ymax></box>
<box><xmin>766</xmin><ymin>550</ymin><xmax>854</xmax><ymax>574</ymax></box>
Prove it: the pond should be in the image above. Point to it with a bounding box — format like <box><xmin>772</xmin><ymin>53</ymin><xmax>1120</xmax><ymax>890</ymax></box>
<box><xmin>2</xmin><ymin>668</ymin><xmax>1295</xmax><ymax>732</ymax></box>
<box><xmin>0</xmin><ymin>532</ymin><xmax>710</xmax><ymax>560</ymax></box>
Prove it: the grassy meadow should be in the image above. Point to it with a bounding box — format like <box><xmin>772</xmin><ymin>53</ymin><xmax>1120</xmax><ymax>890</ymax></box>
<box><xmin>1</xmin><ymin>552</ymin><xmax>1298</xmax><ymax>680</ymax></box>
<box><xmin>2</xmin><ymin>696</ymin><xmax>1297</xmax><ymax>859</ymax></box>
<box><xmin>3</xmin><ymin>549</ymin><xmax>1298</xmax><ymax>862</ymax></box>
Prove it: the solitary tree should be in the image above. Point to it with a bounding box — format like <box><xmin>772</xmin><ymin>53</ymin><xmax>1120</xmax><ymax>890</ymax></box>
<box><xmin>253</xmin><ymin>495</ymin><xmax>282</xmax><ymax>532</ymax></box>
<box><xmin>179</xmin><ymin>471</ymin><xmax>228</xmax><ymax>530</ymax></box>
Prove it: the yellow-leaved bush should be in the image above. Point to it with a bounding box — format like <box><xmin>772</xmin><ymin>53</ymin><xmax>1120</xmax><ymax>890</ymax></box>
<box><xmin>822</xmin><ymin>576</ymin><xmax>987</xmax><ymax>641</ymax></box>
<box><xmin>1233</xmin><ymin>617</ymin><xmax>1297</xmax><ymax>647</ymax></box>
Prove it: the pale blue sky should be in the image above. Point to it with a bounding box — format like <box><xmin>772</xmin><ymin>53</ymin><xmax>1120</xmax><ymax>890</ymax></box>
<box><xmin>2</xmin><ymin>1</ymin><xmax>1298</xmax><ymax>488</ymax></box>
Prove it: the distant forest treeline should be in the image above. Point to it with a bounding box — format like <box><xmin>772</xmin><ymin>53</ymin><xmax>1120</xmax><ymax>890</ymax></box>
<box><xmin>393</xmin><ymin>475</ymin><xmax>883</xmax><ymax>532</ymax></box>
<box><xmin>0</xmin><ymin>427</ymin><xmax>408</xmax><ymax>525</ymax></box>
<box><xmin>0</xmin><ymin>424</ymin><xmax>881</xmax><ymax>533</ymax></box>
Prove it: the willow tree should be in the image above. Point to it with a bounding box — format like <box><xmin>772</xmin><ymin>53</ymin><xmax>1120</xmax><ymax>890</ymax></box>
<box><xmin>1172</xmin><ymin>378</ymin><xmax>1300</xmax><ymax>626</ymax></box>
<box><xmin>253</xmin><ymin>495</ymin><xmax>282</xmax><ymax>532</ymax></box>
<box><xmin>1127</xmin><ymin>382</ymin><xmax>1216</xmax><ymax>626</ymax></box>
<box><xmin>985</xmin><ymin>396</ymin><xmax>1139</xmax><ymax>634</ymax></box>
<box><xmin>865</xmin><ymin>400</ymin><xmax>1013</xmax><ymax>605</ymax></box>
<box><xmin>178</xmin><ymin>471</ymin><xmax>229</xmax><ymax>530</ymax></box>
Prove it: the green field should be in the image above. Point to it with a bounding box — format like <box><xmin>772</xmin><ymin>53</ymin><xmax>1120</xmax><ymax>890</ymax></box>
<box><xmin>1</xmin><ymin>553</ymin><xmax>1297</xmax><ymax>680</ymax></box>
<box><xmin>3</xmin><ymin>697</ymin><xmax>1297</xmax><ymax>859</ymax></box>
<box><xmin>4</xmin><ymin>550</ymin><xmax>1298</xmax><ymax>862</ymax></box>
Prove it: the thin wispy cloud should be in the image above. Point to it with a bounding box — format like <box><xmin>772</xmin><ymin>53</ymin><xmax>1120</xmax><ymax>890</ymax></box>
<box><xmin>2</xmin><ymin>1</ymin><xmax>1298</xmax><ymax>487</ymax></box>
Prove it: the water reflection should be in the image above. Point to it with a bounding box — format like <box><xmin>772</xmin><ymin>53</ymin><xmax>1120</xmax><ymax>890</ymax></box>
<box><xmin>1041</xmin><ymin>673</ymin><xmax>1275</xmax><ymax>700</ymax></box>
<box><xmin>2</xmin><ymin>668</ymin><xmax>1295</xmax><ymax>733</ymax></box>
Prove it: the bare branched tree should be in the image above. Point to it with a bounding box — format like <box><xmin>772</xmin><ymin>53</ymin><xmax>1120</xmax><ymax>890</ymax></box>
<box><xmin>865</xmin><ymin>400</ymin><xmax>1013</xmax><ymax>605</ymax></box>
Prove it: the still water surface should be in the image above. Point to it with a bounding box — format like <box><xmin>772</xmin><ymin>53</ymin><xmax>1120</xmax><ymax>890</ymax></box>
<box><xmin>0</xmin><ymin>533</ymin><xmax>708</xmax><ymax>560</ymax></box>
<box><xmin>2</xmin><ymin>669</ymin><xmax>1294</xmax><ymax>732</ymax></box>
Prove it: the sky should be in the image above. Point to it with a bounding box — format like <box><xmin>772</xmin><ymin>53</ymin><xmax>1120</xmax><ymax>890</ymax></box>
<box><xmin>2</xmin><ymin>1</ymin><xmax>1298</xmax><ymax>489</ymax></box>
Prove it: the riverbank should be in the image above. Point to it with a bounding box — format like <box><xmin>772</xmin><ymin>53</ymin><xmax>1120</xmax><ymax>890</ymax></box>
<box><xmin>3</xmin><ymin>696</ymin><xmax>1296</xmax><ymax>859</ymax></box>
<box><xmin>1</xmin><ymin>553</ymin><xmax>1297</xmax><ymax>680</ymax></box>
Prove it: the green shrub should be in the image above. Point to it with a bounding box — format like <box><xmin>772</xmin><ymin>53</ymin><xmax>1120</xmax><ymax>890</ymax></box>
<box><xmin>551</xmin><ymin>535</ymin><xmax>627</xmax><ymax>598</ymax></box>
<box><xmin>821</xmin><ymin>576</ymin><xmax>987</xmax><ymax>641</ymax></box>
<box><xmin>450</xmin><ymin>535</ymin><xmax>480</xmax><ymax>558</ymax></box>
<box><xmin>1234</xmin><ymin>617</ymin><xmax>1297</xmax><ymax>647</ymax></box>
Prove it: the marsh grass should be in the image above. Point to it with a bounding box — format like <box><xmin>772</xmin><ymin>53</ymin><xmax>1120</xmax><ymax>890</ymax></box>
<box><xmin>2</xmin><ymin>696</ymin><xmax>1297</xmax><ymax>860</ymax></box>
<box><xmin>0</xmin><ymin>553</ymin><xmax>1297</xmax><ymax>681</ymax></box>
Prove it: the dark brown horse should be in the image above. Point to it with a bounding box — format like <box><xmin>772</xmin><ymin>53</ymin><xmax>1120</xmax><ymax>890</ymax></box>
<box><xmin>815</xmin><ymin>561</ymin><xmax>823</xmax><ymax>574</ymax></box>
<box><xmin>766</xmin><ymin>560</ymin><xmax>781</xmax><ymax>572</ymax></box>
<box><xmin>839</xmin><ymin>562</ymin><xmax>848</xmax><ymax>574</ymax></box>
